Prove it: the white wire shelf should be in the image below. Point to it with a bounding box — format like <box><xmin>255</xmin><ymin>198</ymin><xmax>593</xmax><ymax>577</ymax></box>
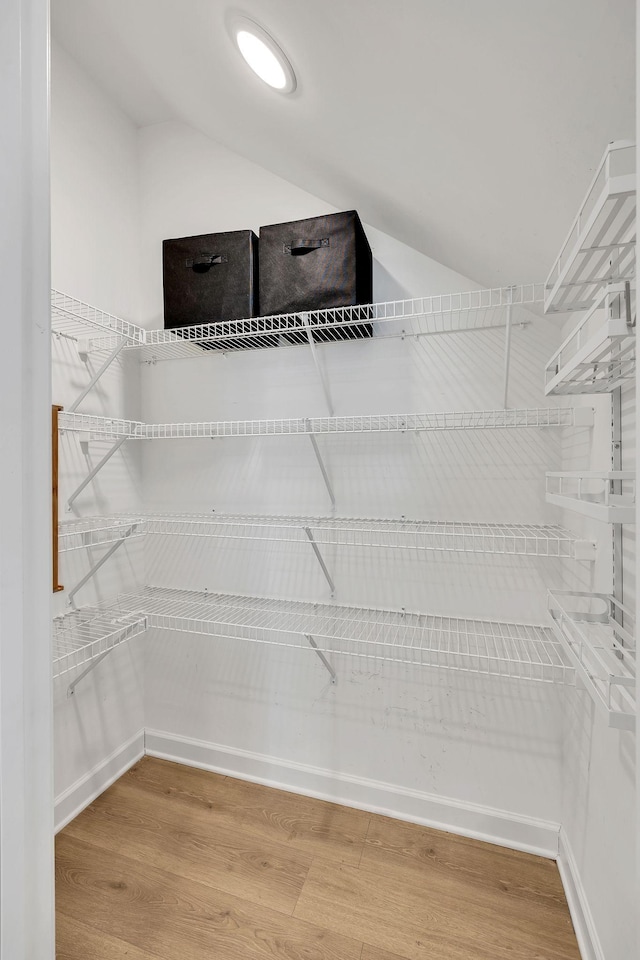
<box><xmin>544</xmin><ymin>283</ymin><xmax>635</xmax><ymax>395</ymax></box>
<box><xmin>546</xmin><ymin>471</ymin><xmax>636</xmax><ymax>524</ymax></box>
<box><xmin>84</xmin><ymin>284</ymin><xmax>544</xmax><ymax>359</ymax></box>
<box><xmin>548</xmin><ymin>591</ymin><xmax>635</xmax><ymax>730</ymax></box>
<box><xmin>58</xmin><ymin>412</ymin><xmax>146</xmax><ymax>439</ymax></box>
<box><xmin>57</xmin><ymin>407</ymin><xmax>592</xmax><ymax>441</ymax></box>
<box><xmin>545</xmin><ymin>141</ymin><xmax>636</xmax><ymax>314</ymax></box>
<box><xmin>102</xmin><ymin>587</ymin><xmax>570</xmax><ymax>683</ymax></box>
<box><xmin>144</xmin><ymin>408</ymin><xmax>586</xmax><ymax>438</ymax></box>
<box><xmin>58</xmin><ymin>517</ymin><xmax>146</xmax><ymax>552</ymax></box>
<box><xmin>52</xmin><ymin>607</ymin><xmax>147</xmax><ymax>679</ymax></box>
<box><xmin>59</xmin><ymin>513</ymin><xmax>592</xmax><ymax>559</ymax></box>
<box><xmin>51</xmin><ymin>290</ymin><xmax>146</xmax><ymax>344</ymax></box>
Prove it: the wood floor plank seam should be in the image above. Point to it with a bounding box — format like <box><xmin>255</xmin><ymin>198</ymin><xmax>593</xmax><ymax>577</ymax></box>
<box><xmin>356</xmin><ymin>814</ymin><xmax>372</xmax><ymax>868</ymax></box>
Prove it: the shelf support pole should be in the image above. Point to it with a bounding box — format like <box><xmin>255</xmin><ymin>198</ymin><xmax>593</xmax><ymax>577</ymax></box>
<box><xmin>66</xmin><ymin>648</ymin><xmax>114</xmax><ymax>697</ymax></box>
<box><xmin>66</xmin><ymin>436</ymin><xmax>128</xmax><ymax>511</ymax></box>
<box><xmin>502</xmin><ymin>287</ymin><xmax>515</xmax><ymax>408</ymax></box>
<box><xmin>611</xmin><ymin>385</ymin><xmax>624</xmax><ymax>643</ymax></box>
<box><xmin>302</xmin><ymin>313</ymin><xmax>334</xmax><ymax>415</ymax></box>
<box><xmin>306</xmin><ymin>420</ymin><xmax>336</xmax><ymax>509</ymax></box>
<box><xmin>304</xmin><ymin>634</ymin><xmax>337</xmax><ymax>684</ymax></box>
<box><xmin>68</xmin><ymin>339</ymin><xmax>126</xmax><ymax>413</ymax></box>
<box><xmin>67</xmin><ymin>524</ymin><xmax>139</xmax><ymax>608</ymax></box>
<box><xmin>304</xmin><ymin>527</ymin><xmax>336</xmax><ymax>596</ymax></box>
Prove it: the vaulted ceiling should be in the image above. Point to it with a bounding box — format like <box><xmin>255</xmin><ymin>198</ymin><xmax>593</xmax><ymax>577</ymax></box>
<box><xmin>52</xmin><ymin>0</ymin><xmax>635</xmax><ymax>286</ymax></box>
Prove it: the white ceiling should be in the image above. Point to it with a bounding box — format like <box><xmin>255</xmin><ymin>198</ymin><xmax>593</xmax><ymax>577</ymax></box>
<box><xmin>51</xmin><ymin>0</ymin><xmax>635</xmax><ymax>287</ymax></box>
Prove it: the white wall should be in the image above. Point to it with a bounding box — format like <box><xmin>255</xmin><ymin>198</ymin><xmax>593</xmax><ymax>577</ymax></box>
<box><xmin>51</xmin><ymin>41</ymin><xmax>145</xmax><ymax>812</ymax></box>
<box><xmin>137</xmin><ymin>119</ymin><xmax>567</xmax><ymax>846</ymax></box>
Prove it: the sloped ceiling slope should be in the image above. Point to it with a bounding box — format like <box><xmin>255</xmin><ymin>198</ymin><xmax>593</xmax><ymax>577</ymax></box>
<box><xmin>52</xmin><ymin>0</ymin><xmax>635</xmax><ymax>286</ymax></box>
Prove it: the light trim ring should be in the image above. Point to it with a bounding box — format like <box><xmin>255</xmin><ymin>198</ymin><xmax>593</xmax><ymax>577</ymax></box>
<box><xmin>231</xmin><ymin>17</ymin><xmax>297</xmax><ymax>94</ymax></box>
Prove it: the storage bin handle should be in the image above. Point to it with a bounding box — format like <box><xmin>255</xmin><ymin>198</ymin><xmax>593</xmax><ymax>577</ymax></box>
<box><xmin>283</xmin><ymin>238</ymin><xmax>330</xmax><ymax>255</ymax></box>
<box><xmin>186</xmin><ymin>254</ymin><xmax>228</xmax><ymax>273</ymax></box>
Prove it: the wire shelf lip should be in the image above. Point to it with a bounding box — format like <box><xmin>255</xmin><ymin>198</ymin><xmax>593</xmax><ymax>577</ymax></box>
<box><xmin>87</xmin><ymin>586</ymin><xmax>571</xmax><ymax>684</ymax></box>
<box><xmin>545</xmin><ymin>141</ymin><xmax>636</xmax><ymax>314</ymax></box>
<box><xmin>83</xmin><ymin>284</ymin><xmax>544</xmax><ymax>359</ymax></box>
<box><xmin>547</xmin><ymin>589</ymin><xmax>635</xmax><ymax>730</ymax></box>
<box><xmin>51</xmin><ymin>290</ymin><xmax>146</xmax><ymax>343</ymax></box>
<box><xmin>52</xmin><ymin>608</ymin><xmax>147</xmax><ymax>679</ymax></box>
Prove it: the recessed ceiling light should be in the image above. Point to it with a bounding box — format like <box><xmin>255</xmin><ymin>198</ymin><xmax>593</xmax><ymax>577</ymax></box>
<box><xmin>230</xmin><ymin>17</ymin><xmax>296</xmax><ymax>94</ymax></box>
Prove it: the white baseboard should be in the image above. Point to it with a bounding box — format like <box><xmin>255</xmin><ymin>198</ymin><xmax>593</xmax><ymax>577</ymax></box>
<box><xmin>144</xmin><ymin>729</ymin><xmax>560</xmax><ymax>859</ymax></box>
<box><xmin>557</xmin><ymin>829</ymin><xmax>604</xmax><ymax>960</ymax></box>
<box><xmin>54</xmin><ymin>728</ymin><xmax>145</xmax><ymax>833</ymax></box>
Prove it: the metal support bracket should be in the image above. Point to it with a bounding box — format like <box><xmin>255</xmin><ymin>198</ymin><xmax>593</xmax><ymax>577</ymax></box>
<box><xmin>67</xmin><ymin>524</ymin><xmax>139</xmax><ymax>608</ymax></box>
<box><xmin>66</xmin><ymin>435</ymin><xmax>128</xmax><ymax>511</ymax></box>
<box><xmin>66</xmin><ymin>615</ymin><xmax>147</xmax><ymax>696</ymax></box>
<box><xmin>302</xmin><ymin>312</ymin><xmax>334</xmax><ymax>415</ymax></box>
<box><xmin>304</xmin><ymin>634</ymin><xmax>337</xmax><ymax>684</ymax></box>
<box><xmin>611</xmin><ymin>385</ymin><xmax>624</xmax><ymax>638</ymax></box>
<box><xmin>304</xmin><ymin>527</ymin><xmax>335</xmax><ymax>595</ymax></box>
<box><xmin>306</xmin><ymin>420</ymin><xmax>336</xmax><ymax>508</ymax></box>
<box><xmin>502</xmin><ymin>287</ymin><xmax>515</xmax><ymax>408</ymax></box>
<box><xmin>573</xmin><ymin>540</ymin><xmax>598</xmax><ymax>562</ymax></box>
<box><xmin>69</xmin><ymin>339</ymin><xmax>126</xmax><ymax>412</ymax></box>
<box><xmin>67</xmin><ymin>648</ymin><xmax>113</xmax><ymax>697</ymax></box>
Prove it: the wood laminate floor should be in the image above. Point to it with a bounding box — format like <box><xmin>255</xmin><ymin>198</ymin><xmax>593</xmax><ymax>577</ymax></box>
<box><xmin>56</xmin><ymin>757</ymin><xmax>580</xmax><ymax>960</ymax></box>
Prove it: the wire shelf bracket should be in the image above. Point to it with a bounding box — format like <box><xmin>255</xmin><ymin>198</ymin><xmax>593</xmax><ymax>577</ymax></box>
<box><xmin>53</xmin><ymin>607</ymin><xmax>147</xmax><ymax>693</ymax></box>
<box><xmin>67</xmin><ymin>523</ymin><xmax>141</xmax><ymax>608</ymax></box>
<box><xmin>66</xmin><ymin>648</ymin><xmax>113</xmax><ymax>697</ymax></box>
<box><xmin>306</xmin><ymin>421</ymin><xmax>336</xmax><ymax>508</ymax></box>
<box><xmin>68</xmin><ymin>339</ymin><xmax>127</xmax><ymax>413</ymax></box>
<box><xmin>302</xmin><ymin>313</ymin><xmax>334</xmax><ymax>415</ymax></box>
<box><xmin>65</xmin><ymin>436</ymin><xmax>128</xmax><ymax>511</ymax></box>
<box><xmin>305</xmin><ymin>634</ymin><xmax>337</xmax><ymax>684</ymax></box>
<box><xmin>501</xmin><ymin>289</ymin><xmax>515</xmax><ymax>408</ymax></box>
<box><xmin>304</xmin><ymin>526</ymin><xmax>336</xmax><ymax>595</ymax></box>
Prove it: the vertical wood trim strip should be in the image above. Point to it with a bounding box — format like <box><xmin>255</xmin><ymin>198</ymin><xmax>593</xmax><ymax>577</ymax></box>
<box><xmin>52</xmin><ymin>404</ymin><xmax>64</xmax><ymax>593</ymax></box>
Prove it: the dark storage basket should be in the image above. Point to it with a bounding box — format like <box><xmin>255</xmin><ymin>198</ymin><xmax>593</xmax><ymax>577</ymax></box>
<box><xmin>163</xmin><ymin>230</ymin><xmax>261</xmax><ymax>350</ymax></box>
<box><xmin>259</xmin><ymin>210</ymin><xmax>373</xmax><ymax>342</ymax></box>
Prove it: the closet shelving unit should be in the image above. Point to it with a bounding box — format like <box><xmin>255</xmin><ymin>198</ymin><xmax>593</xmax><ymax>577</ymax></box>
<box><xmin>542</xmin><ymin>141</ymin><xmax>636</xmax><ymax>731</ymax></box>
<box><xmin>53</xmin><ymin>279</ymin><xmax>593</xmax><ymax>691</ymax></box>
